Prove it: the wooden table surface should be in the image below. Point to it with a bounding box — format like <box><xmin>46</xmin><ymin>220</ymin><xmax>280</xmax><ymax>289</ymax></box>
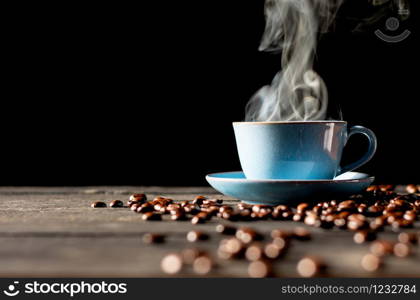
<box><xmin>0</xmin><ymin>186</ymin><xmax>419</xmax><ymax>277</ymax></box>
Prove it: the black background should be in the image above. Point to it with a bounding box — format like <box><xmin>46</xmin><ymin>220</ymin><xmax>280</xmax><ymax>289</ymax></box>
<box><xmin>2</xmin><ymin>1</ymin><xmax>419</xmax><ymax>186</ymax></box>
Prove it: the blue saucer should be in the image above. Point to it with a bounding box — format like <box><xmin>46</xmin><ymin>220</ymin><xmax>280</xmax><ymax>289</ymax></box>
<box><xmin>206</xmin><ymin>171</ymin><xmax>374</xmax><ymax>205</ymax></box>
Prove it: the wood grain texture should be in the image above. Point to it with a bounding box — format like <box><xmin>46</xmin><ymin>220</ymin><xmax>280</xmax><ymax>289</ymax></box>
<box><xmin>0</xmin><ymin>186</ymin><xmax>418</xmax><ymax>277</ymax></box>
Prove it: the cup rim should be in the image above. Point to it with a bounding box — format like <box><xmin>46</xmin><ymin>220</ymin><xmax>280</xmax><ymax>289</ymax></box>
<box><xmin>233</xmin><ymin>120</ymin><xmax>346</xmax><ymax>125</ymax></box>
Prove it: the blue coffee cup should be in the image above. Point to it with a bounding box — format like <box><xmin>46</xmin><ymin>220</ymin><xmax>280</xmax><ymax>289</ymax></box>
<box><xmin>233</xmin><ymin>121</ymin><xmax>377</xmax><ymax>180</ymax></box>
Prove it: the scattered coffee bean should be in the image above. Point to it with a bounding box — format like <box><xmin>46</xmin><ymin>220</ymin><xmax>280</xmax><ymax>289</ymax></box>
<box><xmin>91</xmin><ymin>201</ymin><xmax>106</xmax><ymax>208</ymax></box>
<box><xmin>170</xmin><ymin>210</ymin><xmax>187</xmax><ymax>221</ymax></box>
<box><xmin>143</xmin><ymin>233</ymin><xmax>165</xmax><ymax>244</ymax></box>
<box><xmin>142</xmin><ymin>212</ymin><xmax>162</xmax><ymax>221</ymax></box>
<box><xmin>136</xmin><ymin>202</ymin><xmax>154</xmax><ymax>213</ymax></box>
<box><xmin>393</xmin><ymin>242</ymin><xmax>411</xmax><ymax>258</ymax></box>
<box><xmin>110</xmin><ymin>200</ymin><xmax>124</xmax><ymax>208</ymax></box>
<box><xmin>406</xmin><ymin>184</ymin><xmax>418</xmax><ymax>194</ymax></box>
<box><xmin>161</xmin><ymin>253</ymin><xmax>183</xmax><ymax>274</ymax></box>
<box><xmin>181</xmin><ymin>248</ymin><xmax>203</xmax><ymax>264</ymax></box>
<box><xmin>193</xmin><ymin>195</ymin><xmax>207</xmax><ymax>206</ymax></box>
<box><xmin>296</xmin><ymin>256</ymin><xmax>326</xmax><ymax>277</ymax></box>
<box><xmin>218</xmin><ymin>238</ymin><xmax>245</xmax><ymax>259</ymax></box>
<box><xmin>270</xmin><ymin>229</ymin><xmax>290</xmax><ymax>239</ymax></box>
<box><xmin>297</xmin><ymin>203</ymin><xmax>310</xmax><ymax>213</ymax></box>
<box><xmin>361</xmin><ymin>254</ymin><xmax>382</xmax><ymax>272</ymax></box>
<box><xmin>398</xmin><ymin>232</ymin><xmax>418</xmax><ymax>244</ymax></box>
<box><xmin>248</xmin><ymin>260</ymin><xmax>272</xmax><ymax>278</ymax></box>
<box><xmin>293</xmin><ymin>227</ymin><xmax>311</xmax><ymax>241</ymax></box>
<box><xmin>370</xmin><ymin>240</ymin><xmax>394</xmax><ymax>257</ymax></box>
<box><xmin>128</xmin><ymin>193</ymin><xmax>147</xmax><ymax>206</ymax></box>
<box><xmin>187</xmin><ymin>230</ymin><xmax>209</xmax><ymax>242</ymax></box>
<box><xmin>245</xmin><ymin>243</ymin><xmax>264</xmax><ymax>261</ymax></box>
<box><xmin>215</xmin><ymin>224</ymin><xmax>236</xmax><ymax>235</ymax></box>
<box><xmin>193</xmin><ymin>256</ymin><xmax>213</xmax><ymax>275</ymax></box>
<box><xmin>264</xmin><ymin>243</ymin><xmax>284</xmax><ymax>260</ymax></box>
<box><xmin>236</xmin><ymin>227</ymin><xmax>262</xmax><ymax>244</ymax></box>
<box><xmin>353</xmin><ymin>230</ymin><xmax>376</xmax><ymax>244</ymax></box>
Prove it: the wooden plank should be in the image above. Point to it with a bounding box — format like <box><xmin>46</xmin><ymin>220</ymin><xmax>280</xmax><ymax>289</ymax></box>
<box><xmin>0</xmin><ymin>187</ymin><xmax>418</xmax><ymax>277</ymax></box>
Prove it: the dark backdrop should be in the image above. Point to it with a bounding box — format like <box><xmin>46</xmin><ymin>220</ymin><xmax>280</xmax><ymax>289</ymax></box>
<box><xmin>2</xmin><ymin>1</ymin><xmax>419</xmax><ymax>186</ymax></box>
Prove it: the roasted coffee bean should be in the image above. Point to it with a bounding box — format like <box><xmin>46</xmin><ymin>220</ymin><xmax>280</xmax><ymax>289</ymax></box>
<box><xmin>109</xmin><ymin>200</ymin><xmax>124</xmax><ymax>208</ymax></box>
<box><xmin>153</xmin><ymin>203</ymin><xmax>166</xmax><ymax>212</ymax></box>
<box><xmin>248</xmin><ymin>260</ymin><xmax>272</xmax><ymax>278</ymax></box>
<box><xmin>293</xmin><ymin>227</ymin><xmax>311</xmax><ymax>241</ymax></box>
<box><xmin>271</xmin><ymin>237</ymin><xmax>288</xmax><ymax>250</ymax></box>
<box><xmin>161</xmin><ymin>253</ymin><xmax>183</xmax><ymax>274</ymax></box>
<box><xmin>322</xmin><ymin>207</ymin><xmax>337</xmax><ymax>216</ymax></box>
<box><xmin>181</xmin><ymin>248</ymin><xmax>203</xmax><ymax>264</ymax></box>
<box><xmin>391</xmin><ymin>219</ymin><xmax>413</xmax><ymax>230</ymax></box>
<box><xmin>347</xmin><ymin>218</ymin><xmax>367</xmax><ymax>231</ymax></box>
<box><xmin>191</xmin><ymin>215</ymin><xmax>206</xmax><ymax>225</ymax></box>
<box><xmin>353</xmin><ymin>230</ymin><xmax>376</xmax><ymax>244</ymax></box>
<box><xmin>366</xmin><ymin>185</ymin><xmax>379</xmax><ymax>192</ymax></box>
<box><xmin>370</xmin><ymin>240</ymin><xmax>394</xmax><ymax>256</ymax></box>
<box><xmin>296</xmin><ymin>203</ymin><xmax>310</xmax><ymax>213</ymax></box>
<box><xmin>143</xmin><ymin>233</ymin><xmax>165</xmax><ymax>244</ymax></box>
<box><xmin>304</xmin><ymin>214</ymin><xmax>321</xmax><ymax>227</ymax></box>
<box><xmin>130</xmin><ymin>203</ymin><xmax>141</xmax><ymax>212</ymax></box>
<box><xmin>357</xmin><ymin>203</ymin><xmax>367</xmax><ymax>213</ymax></box>
<box><xmin>296</xmin><ymin>256</ymin><xmax>325</xmax><ymax>278</ymax></box>
<box><xmin>322</xmin><ymin>214</ymin><xmax>336</xmax><ymax>223</ymax></box>
<box><xmin>215</xmin><ymin>224</ymin><xmax>236</xmax><ymax>235</ymax></box>
<box><xmin>264</xmin><ymin>243</ymin><xmax>284</xmax><ymax>260</ymax></box>
<box><xmin>91</xmin><ymin>201</ymin><xmax>106</xmax><ymax>208</ymax></box>
<box><xmin>334</xmin><ymin>218</ymin><xmax>347</xmax><ymax>229</ymax></box>
<box><xmin>270</xmin><ymin>229</ymin><xmax>290</xmax><ymax>239</ymax></box>
<box><xmin>292</xmin><ymin>213</ymin><xmax>305</xmax><ymax>222</ymax></box>
<box><xmin>180</xmin><ymin>200</ymin><xmax>190</xmax><ymax>207</ymax></box>
<box><xmin>379</xmin><ymin>184</ymin><xmax>394</xmax><ymax>192</ymax></box>
<box><xmin>136</xmin><ymin>202</ymin><xmax>154</xmax><ymax>213</ymax></box>
<box><xmin>236</xmin><ymin>227</ymin><xmax>262</xmax><ymax>244</ymax></box>
<box><xmin>237</xmin><ymin>203</ymin><xmax>252</xmax><ymax>210</ymax></box>
<box><xmin>365</xmin><ymin>205</ymin><xmax>383</xmax><ymax>217</ymax></box>
<box><xmin>170</xmin><ymin>211</ymin><xmax>187</xmax><ymax>221</ymax></box>
<box><xmin>193</xmin><ymin>195</ymin><xmax>207</xmax><ymax>206</ymax></box>
<box><xmin>129</xmin><ymin>193</ymin><xmax>147</xmax><ymax>204</ymax></box>
<box><xmin>142</xmin><ymin>212</ymin><xmax>162</xmax><ymax>221</ymax></box>
<box><xmin>219</xmin><ymin>206</ymin><xmax>234</xmax><ymax>214</ymax></box>
<box><xmin>398</xmin><ymin>232</ymin><xmax>418</xmax><ymax>244</ymax></box>
<box><xmin>245</xmin><ymin>243</ymin><xmax>264</xmax><ymax>261</ymax></box>
<box><xmin>167</xmin><ymin>204</ymin><xmax>181</xmax><ymax>211</ymax></box>
<box><xmin>193</xmin><ymin>256</ymin><xmax>213</xmax><ymax>275</ymax></box>
<box><xmin>221</xmin><ymin>211</ymin><xmax>238</xmax><ymax>221</ymax></box>
<box><xmin>406</xmin><ymin>184</ymin><xmax>418</xmax><ymax>194</ymax></box>
<box><xmin>238</xmin><ymin>209</ymin><xmax>252</xmax><ymax>221</ymax></box>
<box><xmin>311</xmin><ymin>205</ymin><xmax>323</xmax><ymax>216</ymax></box>
<box><xmin>338</xmin><ymin>200</ymin><xmax>356</xmax><ymax>212</ymax></box>
<box><xmin>252</xmin><ymin>205</ymin><xmax>272</xmax><ymax>214</ymax></box>
<box><xmin>393</xmin><ymin>243</ymin><xmax>411</xmax><ymax>257</ymax></box>
<box><xmin>152</xmin><ymin>196</ymin><xmax>166</xmax><ymax>203</ymax></box>
<box><xmin>361</xmin><ymin>254</ymin><xmax>382</xmax><ymax>272</ymax></box>
<box><xmin>403</xmin><ymin>211</ymin><xmax>417</xmax><ymax>222</ymax></box>
<box><xmin>218</xmin><ymin>238</ymin><xmax>245</xmax><ymax>258</ymax></box>
<box><xmin>201</xmin><ymin>206</ymin><xmax>220</xmax><ymax>216</ymax></box>
<box><xmin>184</xmin><ymin>204</ymin><xmax>200</xmax><ymax>215</ymax></box>
<box><xmin>187</xmin><ymin>230</ymin><xmax>209</xmax><ymax>242</ymax></box>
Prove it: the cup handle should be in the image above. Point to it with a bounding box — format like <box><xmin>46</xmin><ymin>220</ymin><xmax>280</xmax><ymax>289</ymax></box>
<box><xmin>338</xmin><ymin>125</ymin><xmax>377</xmax><ymax>175</ymax></box>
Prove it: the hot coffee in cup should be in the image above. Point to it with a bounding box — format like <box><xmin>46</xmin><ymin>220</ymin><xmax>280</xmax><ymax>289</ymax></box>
<box><xmin>233</xmin><ymin>121</ymin><xmax>376</xmax><ymax>180</ymax></box>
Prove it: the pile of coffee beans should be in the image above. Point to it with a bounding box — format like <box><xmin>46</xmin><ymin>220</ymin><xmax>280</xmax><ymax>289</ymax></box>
<box><xmin>90</xmin><ymin>184</ymin><xmax>420</xmax><ymax>277</ymax></box>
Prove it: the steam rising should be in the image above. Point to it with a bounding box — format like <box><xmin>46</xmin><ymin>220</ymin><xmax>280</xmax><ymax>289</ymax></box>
<box><xmin>245</xmin><ymin>0</ymin><xmax>343</xmax><ymax>121</ymax></box>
